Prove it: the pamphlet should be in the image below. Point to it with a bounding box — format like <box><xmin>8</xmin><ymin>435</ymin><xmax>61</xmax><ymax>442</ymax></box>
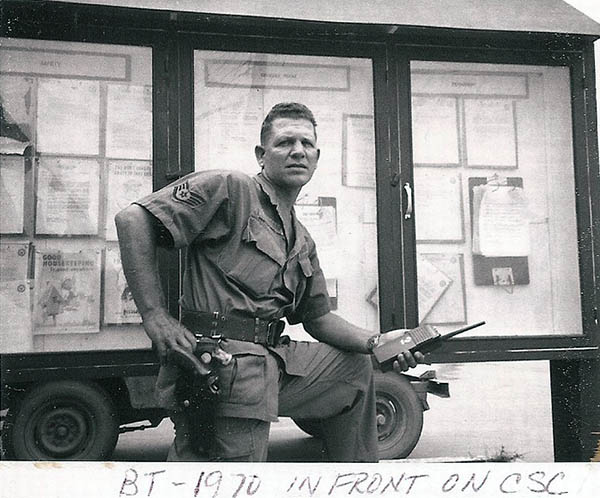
<box><xmin>35</xmin><ymin>157</ymin><xmax>100</xmax><ymax>235</ymax></box>
<box><xmin>0</xmin><ymin>242</ymin><xmax>29</xmax><ymax>282</ymax></box>
<box><xmin>103</xmin><ymin>245</ymin><xmax>141</xmax><ymax>324</ymax></box>
<box><xmin>105</xmin><ymin>160</ymin><xmax>152</xmax><ymax>240</ymax></box>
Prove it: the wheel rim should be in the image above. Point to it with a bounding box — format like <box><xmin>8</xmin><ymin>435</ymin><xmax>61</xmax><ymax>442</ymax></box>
<box><xmin>376</xmin><ymin>393</ymin><xmax>407</xmax><ymax>442</ymax></box>
<box><xmin>28</xmin><ymin>402</ymin><xmax>94</xmax><ymax>458</ymax></box>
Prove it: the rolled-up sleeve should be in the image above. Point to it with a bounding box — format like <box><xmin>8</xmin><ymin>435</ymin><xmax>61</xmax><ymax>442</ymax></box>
<box><xmin>134</xmin><ymin>170</ymin><xmax>231</xmax><ymax>248</ymax></box>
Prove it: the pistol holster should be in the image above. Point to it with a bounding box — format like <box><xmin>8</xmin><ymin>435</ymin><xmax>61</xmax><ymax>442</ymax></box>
<box><xmin>167</xmin><ymin>342</ymin><xmax>221</xmax><ymax>455</ymax></box>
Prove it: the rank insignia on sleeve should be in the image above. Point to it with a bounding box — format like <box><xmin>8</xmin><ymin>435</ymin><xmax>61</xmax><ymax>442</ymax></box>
<box><xmin>172</xmin><ymin>180</ymin><xmax>204</xmax><ymax>206</ymax></box>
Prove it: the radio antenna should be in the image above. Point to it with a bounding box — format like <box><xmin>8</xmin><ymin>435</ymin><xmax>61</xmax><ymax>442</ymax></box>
<box><xmin>439</xmin><ymin>321</ymin><xmax>486</xmax><ymax>341</ymax></box>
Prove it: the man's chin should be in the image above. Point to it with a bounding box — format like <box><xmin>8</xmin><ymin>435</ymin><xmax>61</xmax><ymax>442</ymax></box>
<box><xmin>266</xmin><ymin>169</ymin><xmax>315</xmax><ymax>191</ymax></box>
<box><xmin>283</xmin><ymin>170</ymin><xmax>313</xmax><ymax>185</ymax></box>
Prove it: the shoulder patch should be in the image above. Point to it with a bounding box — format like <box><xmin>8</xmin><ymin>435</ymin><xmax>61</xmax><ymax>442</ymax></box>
<box><xmin>172</xmin><ymin>180</ymin><xmax>204</xmax><ymax>207</ymax></box>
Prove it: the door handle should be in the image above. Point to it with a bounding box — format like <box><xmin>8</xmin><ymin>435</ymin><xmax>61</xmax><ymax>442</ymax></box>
<box><xmin>403</xmin><ymin>182</ymin><xmax>413</xmax><ymax>219</ymax></box>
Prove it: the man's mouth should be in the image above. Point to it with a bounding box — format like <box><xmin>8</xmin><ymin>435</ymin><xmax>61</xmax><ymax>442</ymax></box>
<box><xmin>286</xmin><ymin>163</ymin><xmax>307</xmax><ymax>169</ymax></box>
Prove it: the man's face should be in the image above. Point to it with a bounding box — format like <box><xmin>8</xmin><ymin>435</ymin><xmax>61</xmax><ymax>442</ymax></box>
<box><xmin>255</xmin><ymin>117</ymin><xmax>320</xmax><ymax>192</ymax></box>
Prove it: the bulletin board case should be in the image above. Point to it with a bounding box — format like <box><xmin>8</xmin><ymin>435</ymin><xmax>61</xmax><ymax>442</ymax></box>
<box><xmin>0</xmin><ymin>0</ymin><xmax>598</xmax><ymax>365</ymax></box>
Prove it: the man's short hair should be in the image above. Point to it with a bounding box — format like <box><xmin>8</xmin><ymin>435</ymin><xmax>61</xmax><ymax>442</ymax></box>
<box><xmin>260</xmin><ymin>102</ymin><xmax>317</xmax><ymax>145</ymax></box>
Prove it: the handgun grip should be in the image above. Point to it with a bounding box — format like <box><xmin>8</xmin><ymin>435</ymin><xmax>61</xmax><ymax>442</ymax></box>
<box><xmin>167</xmin><ymin>345</ymin><xmax>212</xmax><ymax>379</ymax></box>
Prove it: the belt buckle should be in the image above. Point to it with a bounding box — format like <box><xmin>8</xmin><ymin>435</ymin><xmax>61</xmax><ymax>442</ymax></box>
<box><xmin>210</xmin><ymin>311</ymin><xmax>224</xmax><ymax>337</ymax></box>
<box><xmin>266</xmin><ymin>320</ymin><xmax>285</xmax><ymax>346</ymax></box>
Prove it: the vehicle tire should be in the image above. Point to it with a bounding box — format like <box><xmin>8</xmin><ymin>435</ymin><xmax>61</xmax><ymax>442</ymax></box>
<box><xmin>374</xmin><ymin>371</ymin><xmax>423</xmax><ymax>459</ymax></box>
<box><xmin>4</xmin><ymin>380</ymin><xmax>119</xmax><ymax>460</ymax></box>
<box><xmin>292</xmin><ymin>372</ymin><xmax>423</xmax><ymax>460</ymax></box>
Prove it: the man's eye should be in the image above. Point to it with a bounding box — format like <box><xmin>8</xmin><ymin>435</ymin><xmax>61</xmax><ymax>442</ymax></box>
<box><xmin>303</xmin><ymin>141</ymin><xmax>315</xmax><ymax>148</ymax></box>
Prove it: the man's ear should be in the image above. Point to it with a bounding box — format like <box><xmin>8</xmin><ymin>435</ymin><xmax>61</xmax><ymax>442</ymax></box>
<box><xmin>255</xmin><ymin>145</ymin><xmax>265</xmax><ymax>167</ymax></box>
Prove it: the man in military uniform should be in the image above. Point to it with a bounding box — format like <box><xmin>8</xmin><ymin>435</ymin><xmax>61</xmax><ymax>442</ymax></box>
<box><xmin>116</xmin><ymin>102</ymin><xmax>423</xmax><ymax>462</ymax></box>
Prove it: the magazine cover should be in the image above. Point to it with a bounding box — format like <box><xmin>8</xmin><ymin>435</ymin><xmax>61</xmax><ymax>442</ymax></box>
<box><xmin>33</xmin><ymin>249</ymin><xmax>101</xmax><ymax>334</ymax></box>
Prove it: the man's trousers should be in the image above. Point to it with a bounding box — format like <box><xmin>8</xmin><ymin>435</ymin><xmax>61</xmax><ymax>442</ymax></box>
<box><xmin>166</xmin><ymin>340</ymin><xmax>378</xmax><ymax>462</ymax></box>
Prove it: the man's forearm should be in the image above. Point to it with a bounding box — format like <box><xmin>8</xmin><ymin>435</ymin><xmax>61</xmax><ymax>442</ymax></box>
<box><xmin>115</xmin><ymin>204</ymin><xmax>167</xmax><ymax>318</ymax></box>
<box><xmin>304</xmin><ymin>312</ymin><xmax>374</xmax><ymax>354</ymax></box>
<box><xmin>116</xmin><ymin>205</ymin><xmax>197</xmax><ymax>360</ymax></box>
<box><xmin>304</xmin><ymin>313</ymin><xmax>424</xmax><ymax>372</ymax></box>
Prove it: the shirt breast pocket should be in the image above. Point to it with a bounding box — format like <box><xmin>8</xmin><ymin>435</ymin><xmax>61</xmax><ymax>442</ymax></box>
<box><xmin>221</xmin><ymin>214</ymin><xmax>286</xmax><ymax>299</ymax></box>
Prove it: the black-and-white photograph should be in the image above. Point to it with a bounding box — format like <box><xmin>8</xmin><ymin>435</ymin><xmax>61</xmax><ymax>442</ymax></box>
<box><xmin>1</xmin><ymin>1</ymin><xmax>599</xmax><ymax>496</ymax></box>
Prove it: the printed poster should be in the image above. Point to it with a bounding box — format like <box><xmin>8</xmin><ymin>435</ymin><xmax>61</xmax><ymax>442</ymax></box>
<box><xmin>295</xmin><ymin>203</ymin><xmax>337</xmax><ymax>250</ymax></box>
<box><xmin>0</xmin><ymin>242</ymin><xmax>29</xmax><ymax>282</ymax></box>
<box><xmin>414</xmin><ymin>168</ymin><xmax>464</xmax><ymax>242</ymax></box>
<box><xmin>0</xmin><ymin>75</ymin><xmax>34</xmax><ymax>145</ymax></box>
<box><xmin>106</xmin><ymin>84</ymin><xmax>152</xmax><ymax>160</ymax></box>
<box><xmin>412</xmin><ymin>96</ymin><xmax>459</xmax><ymax>165</ymax></box>
<box><xmin>0</xmin><ymin>280</ymin><xmax>33</xmax><ymax>353</ymax></box>
<box><xmin>465</xmin><ymin>99</ymin><xmax>517</xmax><ymax>168</ymax></box>
<box><xmin>105</xmin><ymin>160</ymin><xmax>152</xmax><ymax>240</ymax></box>
<box><xmin>33</xmin><ymin>249</ymin><xmax>101</xmax><ymax>334</ymax></box>
<box><xmin>35</xmin><ymin>157</ymin><xmax>100</xmax><ymax>235</ymax></box>
<box><xmin>199</xmin><ymin>89</ymin><xmax>263</xmax><ymax>176</ymax></box>
<box><xmin>0</xmin><ymin>241</ymin><xmax>32</xmax><ymax>352</ymax></box>
<box><xmin>0</xmin><ymin>75</ymin><xmax>33</xmax><ymax>142</ymax></box>
<box><xmin>0</xmin><ymin>155</ymin><xmax>25</xmax><ymax>233</ymax></box>
<box><xmin>37</xmin><ymin>78</ymin><xmax>100</xmax><ymax>155</ymax></box>
<box><xmin>295</xmin><ymin>200</ymin><xmax>339</xmax><ymax>279</ymax></box>
<box><xmin>342</xmin><ymin>114</ymin><xmax>376</xmax><ymax>188</ymax></box>
<box><xmin>419</xmin><ymin>253</ymin><xmax>466</xmax><ymax>325</ymax></box>
<box><xmin>416</xmin><ymin>255</ymin><xmax>452</xmax><ymax>322</ymax></box>
<box><xmin>103</xmin><ymin>245</ymin><xmax>141</xmax><ymax>324</ymax></box>
<box><xmin>474</xmin><ymin>185</ymin><xmax>530</xmax><ymax>257</ymax></box>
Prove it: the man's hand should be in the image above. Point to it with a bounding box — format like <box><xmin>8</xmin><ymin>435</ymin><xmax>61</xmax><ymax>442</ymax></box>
<box><xmin>377</xmin><ymin>329</ymin><xmax>428</xmax><ymax>373</ymax></box>
<box><xmin>393</xmin><ymin>350</ymin><xmax>427</xmax><ymax>373</ymax></box>
<box><xmin>142</xmin><ymin>308</ymin><xmax>197</xmax><ymax>365</ymax></box>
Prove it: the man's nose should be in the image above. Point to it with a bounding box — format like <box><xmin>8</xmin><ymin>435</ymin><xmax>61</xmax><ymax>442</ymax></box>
<box><xmin>290</xmin><ymin>140</ymin><xmax>306</xmax><ymax>156</ymax></box>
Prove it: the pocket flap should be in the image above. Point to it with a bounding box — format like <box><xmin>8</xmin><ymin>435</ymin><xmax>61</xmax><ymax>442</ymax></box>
<box><xmin>222</xmin><ymin>339</ymin><xmax>268</xmax><ymax>357</ymax></box>
<box><xmin>243</xmin><ymin>215</ymin><xmax>286</xmax><ymax>267</ymax></box>
<box><xmin>298</xmin><ymin>254</ymin><xmax>314</xmax><ymax>278</ymax></box>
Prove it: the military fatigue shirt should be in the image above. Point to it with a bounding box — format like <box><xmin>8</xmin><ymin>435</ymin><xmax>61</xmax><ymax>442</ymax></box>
<box><xmin>135</xmin><ymin>169</ymin><xmax>331</xmax><ymax>420</ymax></box>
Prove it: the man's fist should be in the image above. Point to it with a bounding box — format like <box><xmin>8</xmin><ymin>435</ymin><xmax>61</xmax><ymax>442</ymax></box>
<box><xmin>393</xmin><ymin>350</ymin><xmax>427</xmax><ymax>373</ymax></box>
<box><xmin>373</xmin><ymin>329</ymin><xmax>429</xmax><ymax>372</ymax></box>
<box><xmin>141</xmin><ymin>308</ymin><xmax>197</xmax><ymax>365</ymax></box>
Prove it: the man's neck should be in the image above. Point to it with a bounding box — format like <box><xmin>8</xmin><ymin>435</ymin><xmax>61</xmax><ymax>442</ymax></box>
<box><xmin>276</xmin><ymin>191</ymin><xmax>299</xmax><ymax>214</ymax></box>
<box><xmin>257</xmin><ymin>172</ymin><xmax>300</xmax><ymax>213</ymax></box>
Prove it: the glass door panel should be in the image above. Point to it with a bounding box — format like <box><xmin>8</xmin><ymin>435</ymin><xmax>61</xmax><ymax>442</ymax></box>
<box><xmin>0</xmin><ymin>38</ymin><xmax>153</xmax><ymax>353</ymax></box>
<box><xmin>410</xmin><ymin>61</ymin><xmax>582</xmax><ymax>337</ymax></box>
<box><xmin>194</xmin><ymin>51</ymin><xmax>379</xmax><ymax>335</ymax></box>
